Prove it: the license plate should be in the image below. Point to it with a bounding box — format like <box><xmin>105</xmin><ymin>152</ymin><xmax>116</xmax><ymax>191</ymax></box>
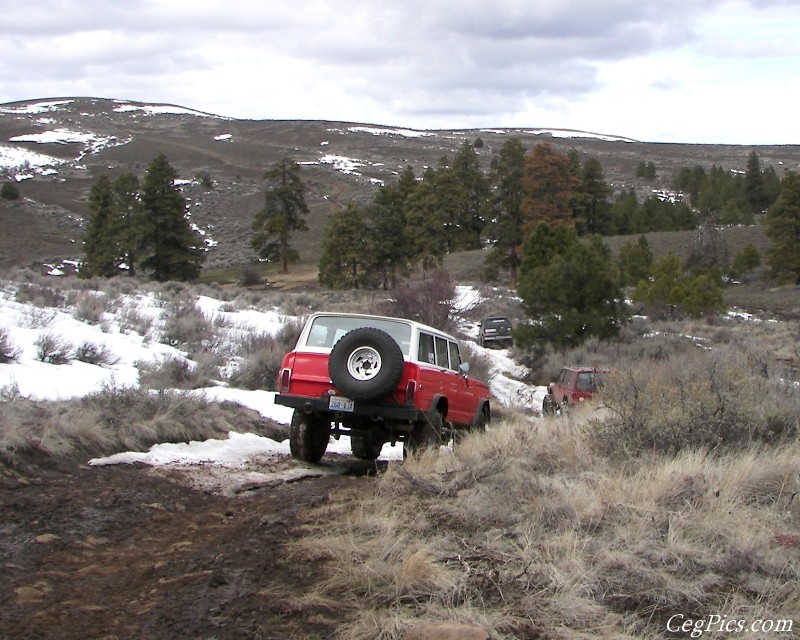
<box><xmin>329</xmin><ymin>396</ymin><xmax>354</xmax><ymax>412</ymax></box>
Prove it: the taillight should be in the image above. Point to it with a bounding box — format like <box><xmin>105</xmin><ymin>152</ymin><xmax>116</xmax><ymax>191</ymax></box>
<box><xmin>405</xmin><ymin>379</ymin><xmax>416</xmax><ymax>405</ymax></box>
<box><xmin>279</xmin><ymin>368</ymin><xmax>291</xmax><ymax>392</ymax></box>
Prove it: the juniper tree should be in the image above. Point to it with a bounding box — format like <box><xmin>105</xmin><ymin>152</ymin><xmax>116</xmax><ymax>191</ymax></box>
<box><xmin>138</xmin><ymin>154</ymin><xmax>204</xmax><ymax>282</ymax></box>
<box><xmin>516</xmin><ymin>223</ymin><xmax>627</xmax><ymax>352</ymax></box>
<box><xmin>251</xmin><ymin>157</ymin><xmax>309</xmax><ymax>273</ymax></box>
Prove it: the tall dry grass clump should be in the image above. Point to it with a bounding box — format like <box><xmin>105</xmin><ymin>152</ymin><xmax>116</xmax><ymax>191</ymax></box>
<box><xmin>293</xmin><ymin>414</ymin><xmax>799</xmax><ymax>639</ymax></box>
<box><xmin>0</xmin><ymin>385</ymin><xmax>267</xmax><ymax>461</ymax></box>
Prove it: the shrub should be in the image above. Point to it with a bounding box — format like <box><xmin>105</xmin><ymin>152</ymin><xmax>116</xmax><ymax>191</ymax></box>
<box><xmin>376</xmin><ymin>271</ymin><xmax>456</xmax><ymax>331</ymax></box>
<box><xmin>15</xmin><ymin>282</ymin><xmax>66</xmax><ymax>308</ymax></box>
<box><xmin>0</xmin><ymin>181</ymin><xmax>20</xmax><ymax>200</ymax></box>
<box><xmin>0</xmin><ymin>326</ymin><xmax>21</xmax><ymax>363</ymax></box>
<box><xmin>72</xmin><ymin>291</ymin><xmax>108</xmax><ymax>325</ymax></box>
<box><xmin>73</xmin><ymin>341</ymin><xmax>117</xmax><ymax>366</ymax></box>
<box><xmin>137</xmin><ymin>356</ymin><xmax>209</xmax><ymax>390</ymax></box>
<box><xmin>590</xmin><ymin>347</ymin><xmax>799</xmax><ymax>458</ymax></box>
<box><xmin>239</xmin><ymin>266</ymin><xmax>263</xmax><ymax>287</ymax></box>
<box><xmin>35</xmin><ymin>332</ymin><xmax>73</xmax><ymax>364</ymax></box>
<box><xmin>228</xmin><ymin>349</ymin><xmax>283</xmax><ymax>390</ymax></box>
<box><xmin>117</xmin><ymin>303</ymin><xmax>153</xmax><ymax>336</ymax></box>
<box><xmin>160</xmin><ymin>299</ymin><xmax>215</xmax><ymax>356</ymax></box>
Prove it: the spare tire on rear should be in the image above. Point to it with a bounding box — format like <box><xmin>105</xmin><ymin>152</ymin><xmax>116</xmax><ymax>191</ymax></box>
<box><xmin>329</xmin><ymin>327</ymin><xmax>405</xmax><ymax>402</ymax></box>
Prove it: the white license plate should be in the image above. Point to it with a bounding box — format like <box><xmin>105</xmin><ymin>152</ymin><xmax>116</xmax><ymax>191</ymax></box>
<box><xmin>329</xmin><ymin>396</ymin><xmax>354</xmax><ymax>412</ymax></box>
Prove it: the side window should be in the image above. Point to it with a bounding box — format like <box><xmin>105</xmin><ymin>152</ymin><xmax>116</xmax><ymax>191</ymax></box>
<box><xmin>556</xmin><ymin>369</ymin><xmax>568</xmax><ymax>385</ymax></box>
<box><xmin>434</xmin><ymin>336</ymin><xmax>450</xmax><ymax>369</ymax></box>
<box><xmin>448</xmin><ymin>341</ymin><xmax>461</xmax><ymax>371</ymax></box>
<box><xmin>418</xmin><ymin>333</ymin><xmax>435</xmax><ymax>365</ymax></box>
<box><xmin>563</xmin><ymin>370</ymin><xmax>576</xmax><ymax>390</ymax></box>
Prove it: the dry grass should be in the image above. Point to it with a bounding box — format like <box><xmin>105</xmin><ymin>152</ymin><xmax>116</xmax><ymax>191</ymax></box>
<box><xmin>292</xmin><ymin>416</ymin><xmax>800</xmax><ymax>639</ymax></box>
<box><xmin>0</xmin><ymin>386</ymin><xmax>266</xmax><ymax>460</ymax></box>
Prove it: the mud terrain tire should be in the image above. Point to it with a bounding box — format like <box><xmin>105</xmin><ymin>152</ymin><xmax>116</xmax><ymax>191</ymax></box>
<box><xmin>350</xmin><ymin>434</ymin><xmax>383</xmax><ymax>460</ymax></box>
<box><xmin>405</xmin><ymin>411</ymin><xmax>443</xmax><ymax>456</ymax></box>
<box><xmin>328</xmin><ymin>328</ymin><xmax>404</xmax><ymax>402</ymax></box>
<box><xmin>542</xmin><ymin>394</ymin><xmax>558</xmax><ymax>416</ymax></box>
<box><xmin>289</xmin><ymin>410</ymin><xmax>330</xmax><ymax>463</ymax></box>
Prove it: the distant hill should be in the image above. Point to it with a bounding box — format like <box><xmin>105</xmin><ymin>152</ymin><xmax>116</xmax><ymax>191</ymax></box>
<box><xmin>2</xmin><ymin>97</ymin><xmax>800</xmax><ymax>280</ymax></box>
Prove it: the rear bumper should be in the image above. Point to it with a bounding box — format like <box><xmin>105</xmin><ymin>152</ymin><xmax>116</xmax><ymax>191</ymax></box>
<box><xmin>275</xmin><ymin>393</ymin><xmax>423</xmax><ymax>422</ymax></box>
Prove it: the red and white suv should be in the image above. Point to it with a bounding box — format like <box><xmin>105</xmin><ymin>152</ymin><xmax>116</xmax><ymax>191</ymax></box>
<box><xmin>275</xmin><ymin>312</ymin><xmax>491</xmax><ymax>462</ymax></box>
<box><xmin>542</xmin><ymin>366</ymin><xmax>609</xmax><ymax>415</ymax></box>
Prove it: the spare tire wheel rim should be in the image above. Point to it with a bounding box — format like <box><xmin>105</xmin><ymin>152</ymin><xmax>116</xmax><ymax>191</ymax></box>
<box><xmin>347</xmin><ymin>346</ymin><xmax>382</xmax><ymax>381</ymax></box>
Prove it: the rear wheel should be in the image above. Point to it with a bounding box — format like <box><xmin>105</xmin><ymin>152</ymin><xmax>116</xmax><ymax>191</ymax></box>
<box><xmin>350</xmin><ymin>434</ymin><xmax>383</xmax><ymax>460</ymax></box>
<box><xmin>289</xmin><ymin>410</ymin><xmax>330</xmax><ymax>463</ymax></box>
<box><xmin>405</xmin><ymin>411</ymin><xmax>443</xmax><ymax>457</ymax></box>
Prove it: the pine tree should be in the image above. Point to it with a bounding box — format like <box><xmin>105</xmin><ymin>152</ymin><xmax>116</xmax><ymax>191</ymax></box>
<box><xmin>451</xmin><ymin>140</ymin><xmax>489</xmax><ymax>249</ymax></box>
<box><xmin>745</xmin><ymin>150</ymin><xmax>769</xmax><ymax>214</ymax></box>
<box><xmin>574</xmin><ymin>156</ymin><xmax>612</xmax><ymax>235</ymax></box>
<box><xmin>251</xmin><ymin>157</ymin><xmax>309</xmax><ymax>273</ymax></box>
<box><xmin>486</xmin><ymin>137</ymin><xmax>526</xmax><ymax>287</ymax></box>
<box><xmin>428</xmin><ymin>157</ymin><xmax>462</xmax><ymax>254</ymax></box>
<box><xmin>80</xmin><ymin>175</ymin><xmax>124</xmax><ymax>278</ymax></box>
<box><xmin>516</xmin><ymin>226</ymin><xmax>627</xmax><ymax>351</ymax></box>
<box><xmin>368</xmin><ymin>167</ymin><xmax>416</xmax><ymax>289</ymax></box>
<box><xmin>113</xmin><ymin>172</ymin><xmax>142</xmax><ymax>276</ymax></box>
<box><xmin>318</xmin><ymin>203</ymin><xmax>371</xmax><ymax>289</ymax></box>
<box><xmin>139</xmin><ymin>154</ymin><xmax>204</xmax><ymax>282</ymax></box>
<box><xmin>765</xmin><ymin>171</ymin><xmax>800</xmax><ymax>284</ymax></box>
<box><xmin>521</xmin><ymin>143</ymin><xmax>579</xmax><ymax>232</ymax></box>
<box><xmin>404</xmin><ymin>172</ymin><xmax>446</xmax><ymax>274</ymax></box>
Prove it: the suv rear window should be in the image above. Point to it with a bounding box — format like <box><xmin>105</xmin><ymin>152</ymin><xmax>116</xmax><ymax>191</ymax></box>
<box><xmin>483</xmin><ymin>317</ymin><xmax>510</xmax><ymax>329</ymax></box>
<box><xmin>306</xmin><ymin>316</ymin><xmax>412</xmax><ymax>354</ymax></box>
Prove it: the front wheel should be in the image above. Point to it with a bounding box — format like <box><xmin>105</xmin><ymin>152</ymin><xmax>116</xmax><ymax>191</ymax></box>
<box><xmin>542</xmin><ymin>394</ymin><xmax>557</xmax><ymax>416</ymax></box>
<box><xmin>289</xmin><ymin>410</ymin><xmax>330</xmax><ymax>463</ymax></box>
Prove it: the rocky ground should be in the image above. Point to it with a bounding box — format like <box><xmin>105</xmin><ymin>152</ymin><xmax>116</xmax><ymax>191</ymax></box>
<box><xmin>0</xmin><ymin>449</ymin><xmax>387</xmax><ymax>640</ymax></box>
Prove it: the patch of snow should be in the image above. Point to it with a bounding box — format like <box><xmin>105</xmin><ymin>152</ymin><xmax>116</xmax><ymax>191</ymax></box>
<box><xmin>319</xmin><ymin>154</ymin><xmax>364</xmax><ymax>175</ymax></box>
<box><xmin>348</xmin><ymin>126</ymin><xmax>435</xmax><ymax>139</ymax></box>
<box><xmin>520</xmin><ymin>128</ymin><xmax>637</xmax><ymax>143</ymax></box>
<box><xmin>0</xmin><ymin>143</ymin><xmax>65</xmax><ymax>174</ymax></box>
<box><xmin>112</xmin><ymin>102</ymin><xmax>223</xmax><ymax>118</ymax></box>
<box><xmin>214</xmin><ymin>134</ymin><xmax>232</xmax><ymax>141</ymax></box>
<box><xmin>0</xmin><ymin>100</ymin><xmax>74</xmax><ymax>115</ymax></box>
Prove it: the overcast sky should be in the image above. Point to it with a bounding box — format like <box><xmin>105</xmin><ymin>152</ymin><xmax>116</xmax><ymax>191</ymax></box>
<box><xmin>2</xmin><ymin>0</ymin><xmax>799</xmax><ymax>144</ymax></box>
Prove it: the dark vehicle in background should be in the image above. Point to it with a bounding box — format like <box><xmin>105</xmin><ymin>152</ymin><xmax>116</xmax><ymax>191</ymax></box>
<box><xmin>478</xmin><ymin>316</ymin><xmax>513</xmax><ymax>348</ymax></box>
<box><xmin>542</xmin><ymin>366</ymin><xmax>609</xmax><ymax>415</ymax></box>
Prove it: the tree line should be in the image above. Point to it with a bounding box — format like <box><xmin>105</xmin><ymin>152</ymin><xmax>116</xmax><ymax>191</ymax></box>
<box><xmin>80</xmin><ymin>154</ymin><xmax>205</xmax><ymax>281</ymax></box>
<box><xmin>81</xmin><ymin>142</ymin><xmax>800</xmax><ymax>353</ymax></box>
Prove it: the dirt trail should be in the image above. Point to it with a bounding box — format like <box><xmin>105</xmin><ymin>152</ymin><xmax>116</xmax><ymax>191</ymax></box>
<box><xmin>0</xmin><ymin>456</ymin><xmax>378</xmax><ymax>640</ymax></box>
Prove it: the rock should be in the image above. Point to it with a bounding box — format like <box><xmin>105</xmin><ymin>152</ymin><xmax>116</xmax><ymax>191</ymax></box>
<box><xmin>403</xmin><ymin>621</ymin><xmax>490</xmax><ymax>640</ymax></box>
<box><xmin>34</xmin><ymin>533</ymin><xmax>60</xmax><ymax>544</ymax></box>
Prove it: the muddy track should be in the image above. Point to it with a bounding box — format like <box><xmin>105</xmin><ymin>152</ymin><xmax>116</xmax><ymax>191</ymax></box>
<box><xmin>0</xmin><ymin>457</ymin><xmax>379</xmax><ymax>640</ymax></box>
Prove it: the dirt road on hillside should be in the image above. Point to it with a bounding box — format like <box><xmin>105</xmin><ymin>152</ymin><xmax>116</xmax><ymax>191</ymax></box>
<box><xmin>0</xmin><ymin>453</ymin><xmax>383</xmax><ymax>640</ymax></box>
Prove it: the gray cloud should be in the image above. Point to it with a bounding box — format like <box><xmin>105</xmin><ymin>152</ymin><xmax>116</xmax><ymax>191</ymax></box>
<box><xmin>1</xmin><ymin>0</ymin><xmax>797</xmax><ymax>140</ymax></box>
